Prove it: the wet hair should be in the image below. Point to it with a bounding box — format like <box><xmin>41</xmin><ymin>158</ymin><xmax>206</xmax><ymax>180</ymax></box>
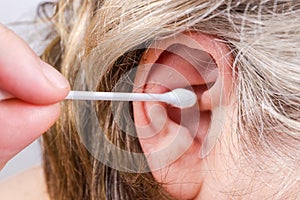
<box><xmin>40</xmin><ymin>0</ymin><xmax>300</xmax><ymax>199</ymax></box>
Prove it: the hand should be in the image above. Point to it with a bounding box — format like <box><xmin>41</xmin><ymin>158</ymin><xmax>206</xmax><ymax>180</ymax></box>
<box><xmin>0</xmin><ymin>24</ymin><xmax>70</xmax><ymax>170</ymax></box>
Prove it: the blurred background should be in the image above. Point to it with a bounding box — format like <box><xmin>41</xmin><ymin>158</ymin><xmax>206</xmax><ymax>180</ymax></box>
<box><xmin>0</xmin><ymin>0</ymin><xmax>45</xmax><ymax>180</ymax></box>
<box><xmin>0</xmin><ymin>1</ymin><xmax>43</xmax><ymax>24</ymax></box>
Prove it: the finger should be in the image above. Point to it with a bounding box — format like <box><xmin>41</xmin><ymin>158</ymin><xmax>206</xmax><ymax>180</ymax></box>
<box><xmin>0</xmin><ymin>100</ymin><xmax>60</xmax><ymax>167</ymax></box>
<box><xmin>0</xmin><ymin>23</ymin><xmax>70</xmax><ymax>105</ymax></box>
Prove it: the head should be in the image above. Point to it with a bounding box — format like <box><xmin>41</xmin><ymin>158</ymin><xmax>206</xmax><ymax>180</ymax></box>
<box><xmin>40</xmin><ymin>0</ymin><xmax>300</xmax><ymax>199</ymax></box>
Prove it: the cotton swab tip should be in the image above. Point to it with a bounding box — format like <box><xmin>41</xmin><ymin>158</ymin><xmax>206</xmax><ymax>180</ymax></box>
<box><xmin>166</xmin><ymin>88</ymin><xmax>197</xmax><ymax>109</ymax></box>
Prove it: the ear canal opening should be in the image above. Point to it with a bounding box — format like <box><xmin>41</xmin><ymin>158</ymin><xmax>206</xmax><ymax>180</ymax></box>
<box><xmin>166</xmin><ymin>85</ymin><xmax>213</xmax><ymax>144</ymax></box>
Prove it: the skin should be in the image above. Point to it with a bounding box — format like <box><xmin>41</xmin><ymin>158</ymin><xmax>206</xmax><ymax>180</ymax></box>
<box><xmin>0</xmin><ymin>23</ymin><xmax>69</xmax><ymax>199</ymax></box>
<box><xmin>0</xmin><ymin>166</ymin><xmax>49</xmax><ymax>200</ymax></box>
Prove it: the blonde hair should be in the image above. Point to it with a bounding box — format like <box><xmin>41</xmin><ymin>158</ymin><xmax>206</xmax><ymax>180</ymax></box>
<box><xmin>40</xmin><ymin>0</ymin><xmax>300</xmax><ymax>199</ymax></box>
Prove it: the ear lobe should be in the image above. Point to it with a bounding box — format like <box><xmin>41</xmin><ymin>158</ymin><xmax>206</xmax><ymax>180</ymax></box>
<box><xmin>133</xmin><ymin>32</ymin><xmax>233</xmax><ymax>199</ymax></box>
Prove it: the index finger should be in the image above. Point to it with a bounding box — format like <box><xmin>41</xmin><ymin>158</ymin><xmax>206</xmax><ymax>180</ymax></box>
<box><xmin>0</xmin><ymin>24</ymin><xmax>70</xmax><ymax>105</ymax></box>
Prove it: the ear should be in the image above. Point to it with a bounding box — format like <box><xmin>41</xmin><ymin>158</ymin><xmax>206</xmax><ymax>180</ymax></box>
<box><xmin>133</xmin><ymin>32</ymin><xmax>234</xmax><ymax>199</ymax></box>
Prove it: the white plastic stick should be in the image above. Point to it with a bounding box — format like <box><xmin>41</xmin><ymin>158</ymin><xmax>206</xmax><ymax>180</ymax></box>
<box><xmin>0</xmin><ymin>88</ymin><xmax>197</xmax><ymax>109</ymax></box>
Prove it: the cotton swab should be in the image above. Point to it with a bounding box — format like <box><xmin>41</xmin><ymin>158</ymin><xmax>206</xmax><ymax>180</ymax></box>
<box><xmin>67</xmin><ymin>88</ymin><xmax>196</xmax><ymax>108</ymax></box>
<box><xmin>0</xmin><ymin>88</ymin><xmax>197</xmax><ymax>109</ymax></box>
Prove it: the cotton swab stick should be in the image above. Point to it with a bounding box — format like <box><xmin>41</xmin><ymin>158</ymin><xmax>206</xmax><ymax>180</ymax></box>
<box><xmin>0</xmin><ymin>88</ymin><xmax>197</xmax><ymax>109</ymax></box>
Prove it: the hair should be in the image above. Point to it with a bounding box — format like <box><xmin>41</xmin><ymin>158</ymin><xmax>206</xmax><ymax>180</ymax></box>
<box><xmin>39</xmin><ymin>0</ymin><xmax>300</xmax><ymax>199</ymax></box>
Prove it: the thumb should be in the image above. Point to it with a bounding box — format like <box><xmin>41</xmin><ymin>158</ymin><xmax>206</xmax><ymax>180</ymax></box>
<box><xmin>0</xmin><ymin>100</ymin><xmax>61</xmax><ymax>170</ymax></box>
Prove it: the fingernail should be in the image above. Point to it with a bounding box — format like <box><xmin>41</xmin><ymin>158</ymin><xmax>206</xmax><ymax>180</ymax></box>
<box><xmin>40</xmin><ymin>62</ymin><xmax>69</xmax><ymax>89</ymax></box>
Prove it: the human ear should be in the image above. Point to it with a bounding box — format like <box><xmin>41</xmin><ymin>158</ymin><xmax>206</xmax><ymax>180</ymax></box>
<box><xmin>132</xmin><ymin>32</ymin><xmax>234</xmax><ymax>199</ymax></box>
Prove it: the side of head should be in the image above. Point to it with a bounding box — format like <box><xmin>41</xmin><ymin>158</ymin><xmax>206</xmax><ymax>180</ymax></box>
<box><xmin>40</xmin><ymin>1</ymin><xmax>300</xmax><ymax>199</ymax></box>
